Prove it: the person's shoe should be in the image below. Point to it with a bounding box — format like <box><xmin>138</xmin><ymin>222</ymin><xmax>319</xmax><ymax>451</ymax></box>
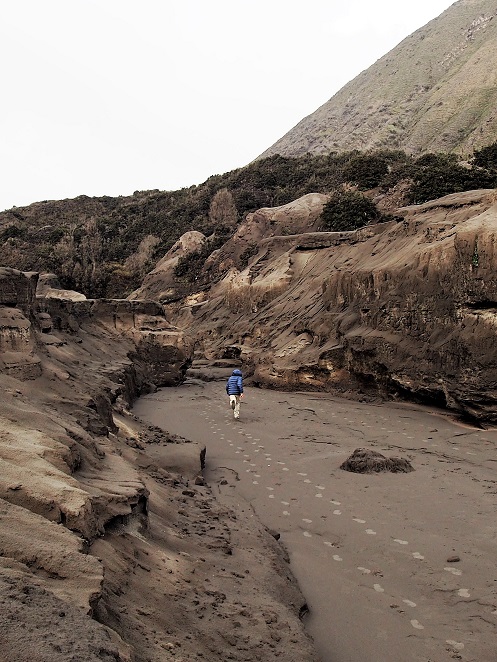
<box><xmin>230</xmin><ymin>400</ymin><xmax>236</xmax><ymax>410</ymax></box>
<box><xmin>234</xmin><ymin>414</ymin><xmax>239</xmax><ymax>419</ymax></box>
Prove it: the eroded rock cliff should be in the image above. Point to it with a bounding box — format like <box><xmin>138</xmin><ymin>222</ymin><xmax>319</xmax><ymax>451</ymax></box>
<box><xmin>0</xmin><ymin>269</ymin><xmax>318</xmax><ymax>662</ymax></box>
<box><xmin>149</xmin><ymin>189</ymin><xmax>497</xmax><ymax>425</ymax></box>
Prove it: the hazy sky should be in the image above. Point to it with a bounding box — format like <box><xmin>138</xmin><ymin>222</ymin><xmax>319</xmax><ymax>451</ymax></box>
<box><xmin>0</xmin><ymin>0</ymin><xmax>455</xmax><ymax>212</ymax></box>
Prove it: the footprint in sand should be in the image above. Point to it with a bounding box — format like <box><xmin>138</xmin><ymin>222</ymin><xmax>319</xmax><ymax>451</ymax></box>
<box><xmin>303</xmin><ymin>518</ymin><xmax>312</xmax><ymax>523</ymax></box>
<box><xmin>393</xmin><ymin>539</ymin><xmax>409</xmax><ymax>545</ymax></box>
<box><xmin>458</xmin><ymin>589</ymin><xmax>470</xmax><ymax>598</ymax></box>
<box><xmin>353</xmin><ymin>518</ymin><xmax>366</xmax><ymax>524</ymax></box>
<box><xmin>332</xmin><ymin>555</ymin><xmax>343</xmax><ymax>562</ymax></box>
<box><xmin>358</xmin><ymin>567</ymin><xmax>371</xmax><ymax>574</ymax></box>
<box><xmin>366</xmin><ymin>529</ymin><xmax>377</xmax><ymax>535</ymax></box>
<box><xmin>446</xmin><ymin>640</ymin><xmax>465</xmax><ymax>651</ymax></box>
<box><xmin>402</xmin><ymin>599</ymin><xmax>416</xmax><ymax>608</ymax></box>
<box><xmin>412</xmin><ymin>552</ymin><xmax>425</xmax><ymax>560</ymax></box>
<box><xmin>373</xmin><ymin>584</ymin><xmax>384</xmax><ymax>593</ymax></box>
<box><xmin>410</xmin><ymin>620</ymin><xmax>424</xmax><ymax>630</ymax></box>
<box><xmin>303</xmin><ymin>531</ymin><xmax>312</xmax><ymax>538</ymax></box>
<box><xmin>315</xmin><ymin>494</ymin><xmax>323</xmax><ymax>498</ymax></box>
<box><xmin>444</xmin><ymin>567</ymin><xmax>462</xmax><ymax>576</ymax></box>
<box><xmin>282</xmin><ymin>511</ymin><xmax>290</xmax><ymax>516</ymax></box>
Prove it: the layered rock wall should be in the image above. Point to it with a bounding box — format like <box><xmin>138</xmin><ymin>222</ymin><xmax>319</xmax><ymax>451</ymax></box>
<box><xmin>0</xmin><ymin>271</ymin><xmax>192</xmax><ymax>659</ymax></box>
<box><xmin>166</xmin><ymin>189</ymin><xmax>497</xmax><ymax>424</ymax></box>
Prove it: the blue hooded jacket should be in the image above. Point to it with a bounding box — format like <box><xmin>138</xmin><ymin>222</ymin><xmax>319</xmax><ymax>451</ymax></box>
<box><xmin>226</xmin><ymin>369</ymin><xmax>243</xmax><ymax>395</ymax></box>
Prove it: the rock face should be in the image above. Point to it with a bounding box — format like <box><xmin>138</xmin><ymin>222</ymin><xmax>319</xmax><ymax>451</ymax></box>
<box><xmin>134</xmin><ymin>193</ymin><xmax>329</xmax><ymax>303</ymax></box>
<box><xmin>260</xmin><ymin>0</ymin><xmax>497</xmax><ymax>158</ymax></box>
<box><xmin>160</xmin><ymin>189</ymin><xmax>497</xmax><ymax>424</ymax></box>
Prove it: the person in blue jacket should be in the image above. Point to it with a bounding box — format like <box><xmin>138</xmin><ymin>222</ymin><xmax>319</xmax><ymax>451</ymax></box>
<box><xmin>226</xmin><ymin>369</ymin><xmax>244</xmax><ymax>419</ymax></box>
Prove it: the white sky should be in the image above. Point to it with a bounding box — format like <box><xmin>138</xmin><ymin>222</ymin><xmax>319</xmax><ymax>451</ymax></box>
<box><xmin>0</xmin><ymin>0</ymin><xmax>454</xmax><ymax>212</ymax></box>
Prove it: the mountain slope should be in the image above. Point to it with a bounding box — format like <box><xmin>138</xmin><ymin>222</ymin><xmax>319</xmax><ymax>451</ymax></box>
<box><xmin>260</xmin><ymin>0</ymin><xmax>497</xmax><ymax>158</ymax></box>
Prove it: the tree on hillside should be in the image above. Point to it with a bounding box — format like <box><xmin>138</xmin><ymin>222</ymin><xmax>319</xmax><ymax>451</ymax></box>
<box><xmin>209</xmin><ymin>188</ymin><xmax>237</xmax><ymax>229</ymax></box>
<box><xmin>472</xmin><ymin>141</ymin><xmax>497</xmax><ymax>171</ymax></box>
<box><xmin>125</xmin><ymin>234</ymin><xmax>160</xmax><ymax>277</ymax></box>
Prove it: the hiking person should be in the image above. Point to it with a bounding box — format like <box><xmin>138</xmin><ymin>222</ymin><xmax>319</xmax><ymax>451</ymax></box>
<box><xmin>226</xmin><ymin>369</ymin><xmax>244</xmax><ymax>419</ymax></box>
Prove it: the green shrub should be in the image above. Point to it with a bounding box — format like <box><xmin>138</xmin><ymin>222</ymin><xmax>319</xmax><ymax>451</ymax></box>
<box><xmin>342</xmin><ymin>154</ymin><xmax>389</xmax><ymax>189</ymax></box>
<box><xmin>408</xmin><ymin>153</ymin><xmax>497</xmax><ymax>204</ymax></box>
<box><xmin>320</xmin><ymin>190</ymin><xmax>382</xmax><ymax>231</ymax></box>
<box><xmin>472</xmin><ymin>141</ymin><xmax>497</xmax><ymax>171</ymax></box>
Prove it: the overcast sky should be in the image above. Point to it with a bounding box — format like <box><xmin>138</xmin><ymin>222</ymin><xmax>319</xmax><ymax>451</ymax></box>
<box><xmin>0</xmin><ymin>1</ymin><xmax>455</xmax><ymax>212</ymax></box>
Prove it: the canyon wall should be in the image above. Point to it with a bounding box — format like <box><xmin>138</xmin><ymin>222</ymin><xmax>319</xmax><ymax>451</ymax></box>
<box><xmin>157</xmin><ymin>189</ymin><xmax>497</xmax><ymax>425</ymax></box>
<box><xmin>0</xmin><ymin>268</ymin><xmax>317</xmax><ymax>662</ymax></box>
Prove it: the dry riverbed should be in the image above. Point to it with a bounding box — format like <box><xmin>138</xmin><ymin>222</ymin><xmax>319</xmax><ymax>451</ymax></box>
<box><xmin>134</xmin><ymin>380</ymin><xmax>497</xmax><ymax>662</ymax></box>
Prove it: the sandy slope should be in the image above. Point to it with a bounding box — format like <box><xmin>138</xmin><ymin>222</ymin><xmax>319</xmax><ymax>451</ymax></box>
<box><xmin>135</xmin><ymin>379</ymin><xmax>497</xmax><ymax>662</ymax></box>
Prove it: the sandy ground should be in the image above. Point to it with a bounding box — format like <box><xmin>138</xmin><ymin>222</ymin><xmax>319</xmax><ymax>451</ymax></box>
<box><xmin>134</xmin><ymin>379</ymin><xmax>497</xmax><ymax>662</ymax></box>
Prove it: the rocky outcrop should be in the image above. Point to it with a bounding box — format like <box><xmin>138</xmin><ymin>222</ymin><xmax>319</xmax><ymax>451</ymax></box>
<box><xmin>165</xmin><ymin>189</ymin><xmax>497</xmax><ymax>424</ymax></box>
<box><xmin>133</xmin><ymin>193</ymin><xmax>329</xmax><ymax>302</ymax></box>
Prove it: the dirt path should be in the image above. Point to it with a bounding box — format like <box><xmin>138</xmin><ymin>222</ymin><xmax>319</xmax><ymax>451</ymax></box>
<box><xmin>134</xmin><ymin>380</ymin><xmax>497</xmax><ymax>662</ymax></box>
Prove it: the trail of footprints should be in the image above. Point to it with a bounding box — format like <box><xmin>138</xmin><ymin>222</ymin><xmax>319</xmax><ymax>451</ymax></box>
<box><xmin>202</xmin><ymin>405</ymin><xmax>472</xmax><ymax>654</ymax></box>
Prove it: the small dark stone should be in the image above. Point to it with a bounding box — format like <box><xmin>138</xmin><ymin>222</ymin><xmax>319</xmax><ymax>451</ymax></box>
<box><xmin>447</xmin><ymin>555</ymin><xmax>460</xmax><ymax>563</ymax></box>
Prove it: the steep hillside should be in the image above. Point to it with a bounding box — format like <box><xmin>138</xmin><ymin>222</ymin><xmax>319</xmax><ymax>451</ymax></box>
<box><xmin>260</xmin><ymin>0</ymin><xmax>497</xmax><ymax>158</ymax></box>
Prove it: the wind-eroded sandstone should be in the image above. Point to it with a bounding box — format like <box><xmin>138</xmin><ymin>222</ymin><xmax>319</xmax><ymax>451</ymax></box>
<box><xmin>152</xmin><ymin>189</ymin><xmax>497</xmax><ymax>424</ymax></box>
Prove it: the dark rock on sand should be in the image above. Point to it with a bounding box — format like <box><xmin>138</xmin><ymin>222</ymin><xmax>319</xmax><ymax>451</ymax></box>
<box><xmin>340</xmin><ymin>448</ymin><xmax>414</xmax><ymax>474</ymax></box>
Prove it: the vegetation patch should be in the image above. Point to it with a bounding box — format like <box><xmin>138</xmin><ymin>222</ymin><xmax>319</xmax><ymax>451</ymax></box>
<box><xmin>1</xmin><ymin>142</ymin><xmax>497</xmax><ymax>298</ymax></box>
